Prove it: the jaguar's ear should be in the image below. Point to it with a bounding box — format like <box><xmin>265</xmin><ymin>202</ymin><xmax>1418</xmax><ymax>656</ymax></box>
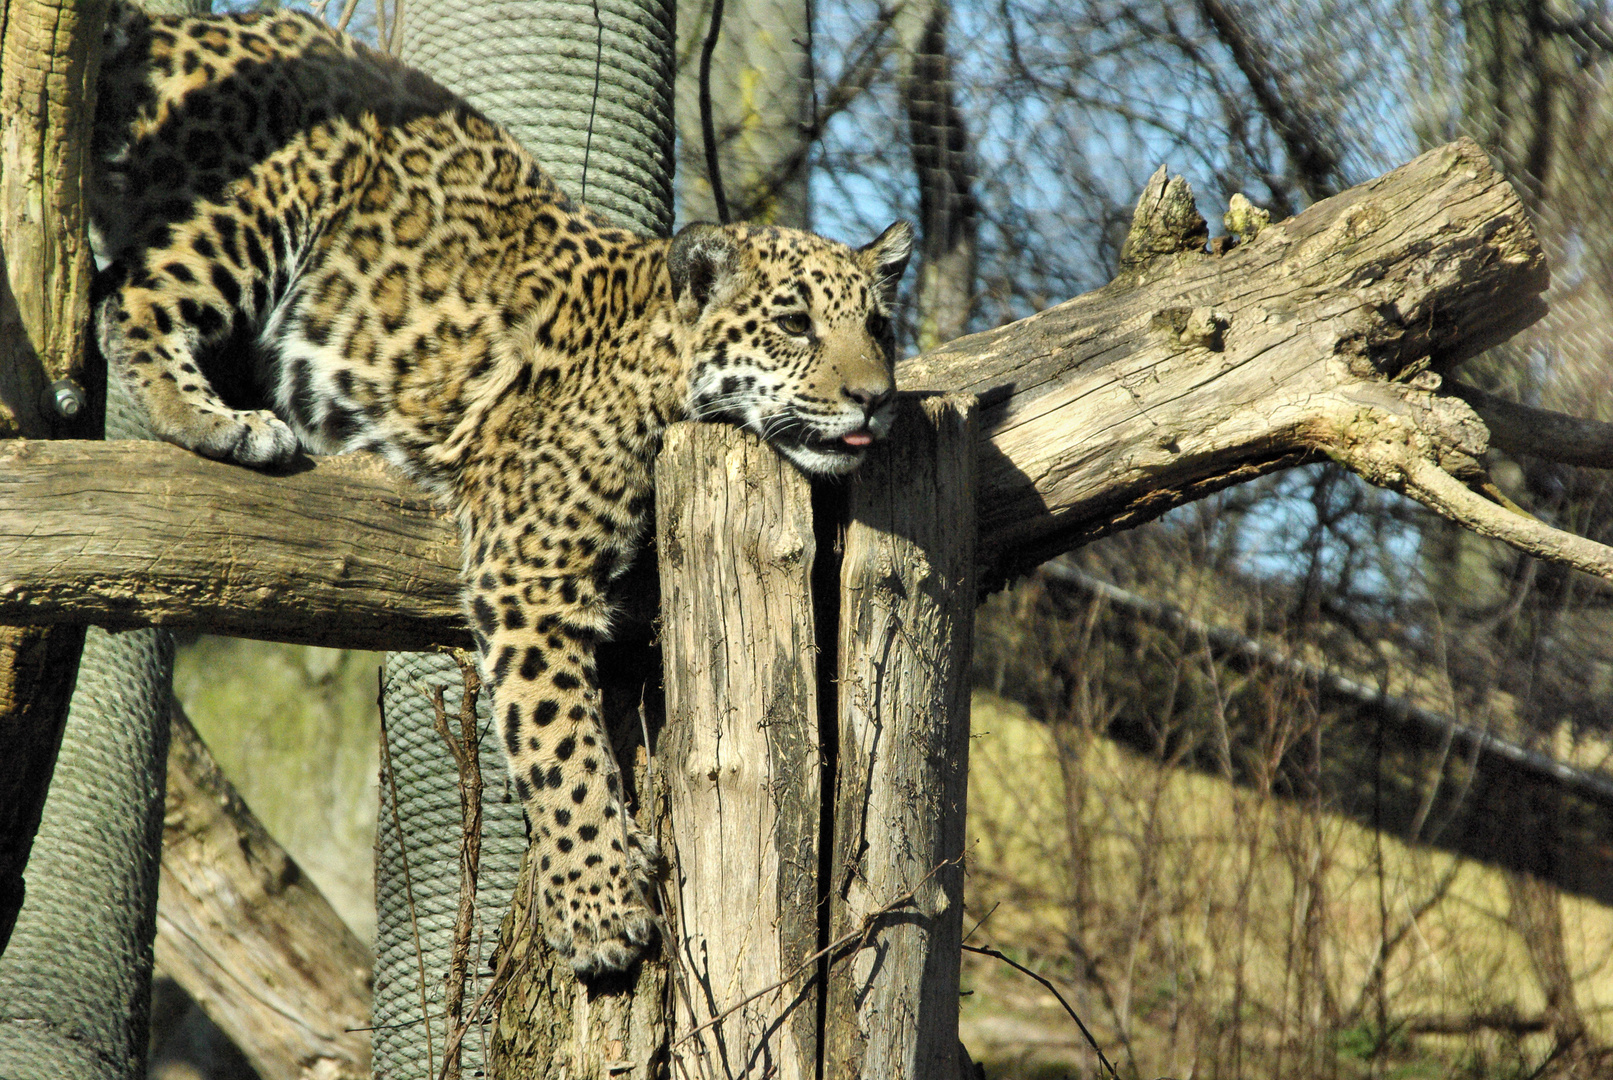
<box><xmin>669</xmin><ymin>223</ymin><xmax>745</xmax><ymax>320</ymax></box>
<box><xmin>857</xmin><ymin>220</ymin><xmax>913</xmax><ymax>307</ymax></box>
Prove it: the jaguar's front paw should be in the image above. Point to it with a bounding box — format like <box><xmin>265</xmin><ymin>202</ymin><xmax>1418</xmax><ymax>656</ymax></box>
<box><xmin>539</xmin><ymin>822</ymin><xmax>660</xmax><ymax>976</ymax></box>
<box><xmin>180</xmin><ymin>407</ymin><xmax>300</xmax><ymax>467</ymax></box>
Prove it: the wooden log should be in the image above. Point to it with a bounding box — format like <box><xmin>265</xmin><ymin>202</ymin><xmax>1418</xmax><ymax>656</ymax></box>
<box><xmin>157</xmin><ymin>699</ymin><xmax>372</xmax><ymax>1080</ymax></box>
<box><xmin>0</xmin><ymin>0</ymin><xmax>105</xmax><ymax>954</ymax></box>
<box><xmin>0</xmin><ymin>441</ymin><xmax>464</xmax><ymax>650</ymax></box>
<box><xmin>0</xmin><ymin>139</ymin><xmax>1552</xmax><ymax>646</ymax></box>
<box><xmin>655</xmin><ymin>422</ymin><xmax>822</xmax><ymax>1078</ymax></box>
<box><xmin>898</xmin><ymin>138</ymin><xmax>1545</xmax><ymax>577</ymax></box>
<box><xmin>824</xmin><ymin>396</ymin><xmax>977</xmax><ymax>1078</ymax></box>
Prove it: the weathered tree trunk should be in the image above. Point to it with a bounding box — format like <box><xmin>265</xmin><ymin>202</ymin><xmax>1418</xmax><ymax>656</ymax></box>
<box><xmin>654</xmin><ymin>399</ymin><xmax>978</xmax><ymax>1075</ymax></box>
<box><xmin>0</xmin><ymin>0</ymin><xmax>103</xmax><ymax>437</ymax></box>
<box><xmin>158</xmin><ymin>701</ymin><xmax>372</xmax><ymax>1080</ymax></box>
<box><xmin>824</xmin><ymin>395</ymin><xmax>977</xmax><ymax>1077</ymax></box>
<box><xmin>0</xmin><ymin>0</ymin><xmax>105</xmax><ymax>956</ymax></box>
<box><xmin>0</xmin><ymin>139</ymin><xmax>1555</xmax><ymax>638</ymax></box>
<box><xmin>656</xmin><ymin>423</ymin><xmax>822</xmax><ymax>1077</ymax></box>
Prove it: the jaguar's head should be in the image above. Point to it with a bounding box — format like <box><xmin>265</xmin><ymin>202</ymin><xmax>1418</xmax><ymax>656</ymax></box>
<box><xmin>669</xmin><ymin>219</ymin><xmax>913</xmax><ymax>476</ymax></box>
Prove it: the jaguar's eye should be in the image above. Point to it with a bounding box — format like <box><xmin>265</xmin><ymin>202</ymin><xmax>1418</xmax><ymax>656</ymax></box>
<box><xmin>775</xmin><ymin>312</ymin><xmax>812</xmax><ymax>336</ymax></box>
<box><xmin>866</xmin><ymin>312</ymin><xmax>890</xmax><ymax>338</ymax></box>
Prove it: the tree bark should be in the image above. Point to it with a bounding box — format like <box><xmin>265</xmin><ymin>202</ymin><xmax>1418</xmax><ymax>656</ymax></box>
<box><xmin>0</xmin><ymin>138</ymin><xmax>1554</xmax><ymax>644</ymax></box>
<box><xmin>653</xmin><ymin>405</ymin><xmax>978</xmax><ymax>1077</ymax></box>
<box><xmin>0</xmin><ymin>0</ymin><xmax>104</xmax><ymax>438</ymax></box>
<box><xmin>655</xmin><ymin>422</ymin><xmax>822</xmax><ymax>1078</ymax></box>
<box><xmin>157</xmin><ymin>699</ymin><xmax>372</xmax><ymax>1080</ymax></box>
<box><xmin>0</xmin><ymin>0</ymin><xmax>105</xmax><ymax>956</ymax></box>
<box><xmin>824</xmin><ymin>395</ymin><xmax>977</xmax><ymax>1078</ymax></box>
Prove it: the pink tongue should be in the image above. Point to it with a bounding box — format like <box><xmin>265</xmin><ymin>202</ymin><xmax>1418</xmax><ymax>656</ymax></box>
<box><xmin>842</xmin><ymin>431</ymin><xmax>874</xmax><ymax>447</ymax></box>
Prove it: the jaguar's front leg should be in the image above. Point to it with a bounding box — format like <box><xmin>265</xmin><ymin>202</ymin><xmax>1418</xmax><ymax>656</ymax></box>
<box><xmin>467</xmin><ymin>567</ymin><xmax>659</xmax><ymax>975</ymax></box>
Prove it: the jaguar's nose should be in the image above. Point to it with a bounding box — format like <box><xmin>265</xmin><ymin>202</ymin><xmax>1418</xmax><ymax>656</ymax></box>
<box><xmin>843</xmin><ymin>382</ymin><xmax>894</xmax><ymax>413</ymax></box>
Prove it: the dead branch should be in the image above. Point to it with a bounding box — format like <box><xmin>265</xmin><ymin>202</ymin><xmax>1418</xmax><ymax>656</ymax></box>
<box><xmin>3</xmin><ymin>139</ymin><xmax>1600</xmax><ymax>649</ymax></box>
<box><xmin>158</xmin><ymin>699</ymin><xmax>371</xmax><ymax>1080</ymax></box>
<box><xmin>1451</xmin><ymin>381</ymin><xmax>1613</xmax><ymax>469</ymax></box>
<box><xmin>962</xmin><ymin>944</ymin><xmax>1120</xmax><ymax>1080</ymax></box>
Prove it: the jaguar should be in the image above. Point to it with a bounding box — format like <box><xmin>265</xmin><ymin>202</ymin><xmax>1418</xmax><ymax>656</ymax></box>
<box><xmin>89</xmin><ymin>0</ymin><xmax>911</xmax><ymax>974</ymax></box>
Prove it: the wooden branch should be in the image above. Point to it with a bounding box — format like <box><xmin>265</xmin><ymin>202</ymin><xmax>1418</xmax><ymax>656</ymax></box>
<box><xmin>1452</xmin><ymin>381</ymin><xmax>1613</xmax><ymax>469</ymax></box>
<box><xmin>157</xmin><ymin>698</ymin><xmax>371</xmax><ymax>1080</ymax></box>
<box><xmin>900</xmin><ymin>137</ymin><xmax>1547</xmax><ymax>577</ymax></box>
<box><xmin>0</xmin><ymin>139</ymin><xmax>1562</xmax><ymax>648</ymax></box>
<box><xmin>0</xmin><ymin>441</ymin><xmax>464</xmax><ymax>650</ymax></box>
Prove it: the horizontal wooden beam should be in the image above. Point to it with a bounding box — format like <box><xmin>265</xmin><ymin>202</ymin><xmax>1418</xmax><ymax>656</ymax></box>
<box><xmin>0</xmin><ymin>140</ymin><xmax>1552</xmax><ymax>648</ymax></box>
<box><xmin>0</xmin><ymin>440</ymin><xmax>464</xmax><ymax>650</ymax></box>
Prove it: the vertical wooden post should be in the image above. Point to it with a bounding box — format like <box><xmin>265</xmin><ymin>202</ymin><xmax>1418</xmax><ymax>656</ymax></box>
<box><xmin>656</xmin><ymin>395</ymin><xmax>978</xmax><ymax>1076</ymax></box>
<box><xmin>657</xmin><ymin>423</ymin><xmax>822</xmax><ymax>1079</ymax></box>
<box><xmin>0</xmin><ymin>0</ymin><xmax>106</xmax><ymax>954</ymax></box>
<box><xmin>825</xmin><ymin>394</ymin><xmax>978</xmax><ymax>1078</ymax></box>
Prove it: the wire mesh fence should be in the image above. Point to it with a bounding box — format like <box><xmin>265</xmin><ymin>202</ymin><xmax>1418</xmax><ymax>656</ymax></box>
<box><xmin>659</xmin><ymin>3</ymin><xmax>1613</xmax><ymax>1073</ymax></box>
<box><xmin>191</xmin><ymin>0</ymin><xmax>1613</xmax><ymax>1074</ymax></box>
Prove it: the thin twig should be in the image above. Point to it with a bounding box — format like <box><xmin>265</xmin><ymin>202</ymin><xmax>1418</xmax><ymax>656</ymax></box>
<box><xmin>377</xmin><ymin>669</ymin><xmax>435</xmax><ymax>1079</ymax></box>
<box><xmin>333</xmin><ymin>0</ymin><xmax>363</xmax><ymax>34</ymax></box>
<box><xmin>672</xmin><ymin>857</ymin><xmax>957</xmax><ymax>1049</ymax></box>
<box><xmin>962</xmin><ymin>943</ymin><xmax>1121</xmax><ymax>1080</ymax></box>
<box><xmin>962</xmin><ymin>900</ymin><xmax>999</xmax><ymax>944</ymax></box>
<box><xmin>434</xmin><ymin>652</ymin><xmax>484</xmax><ymax>1080</ymax></box>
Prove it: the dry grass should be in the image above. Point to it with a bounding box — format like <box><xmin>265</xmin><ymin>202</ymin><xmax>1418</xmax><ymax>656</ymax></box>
<box><xmin>961</xmin><ymin>690</ymin><xmax>1613</xmax><ymax>1080</ymax></box>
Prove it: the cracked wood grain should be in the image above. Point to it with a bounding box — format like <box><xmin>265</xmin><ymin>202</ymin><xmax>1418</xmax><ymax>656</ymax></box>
<box><xmin>825</xmin><ymin>395</ymin><xmax>977</xmax><ymax>1080</ymax></box>
<box><xmin>656</xmin><ymin>422</ymin><xmax>822</xmax><ymax>1079</ymax></box>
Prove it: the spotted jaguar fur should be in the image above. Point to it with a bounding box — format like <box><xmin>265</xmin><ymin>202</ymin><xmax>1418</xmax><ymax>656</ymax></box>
<box><xmin>88</xmin><ymin>1</ymin><xmax>911</xmax><ymax>974</ymax></box>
